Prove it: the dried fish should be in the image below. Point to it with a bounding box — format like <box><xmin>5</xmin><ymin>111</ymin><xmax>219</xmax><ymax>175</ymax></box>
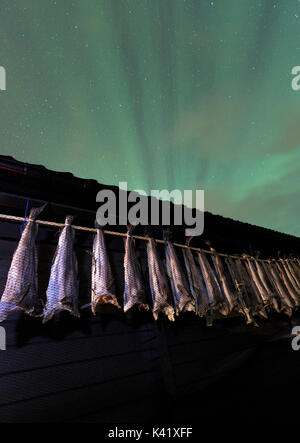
<box><xmin>235</xmin><ymin>258</ymin><xmax>267</xmax><ymax>319</ymax></box>
<box><xmin>123</xmin><ymin>226</ymin><xmax>149</xmax><ymax>312</ymax></box>
<box><xmin>280</xmin><ymin>258</ymin><xmax>300</xmax><ymax>294</ymax></box>
<box><xmin>225</xmin><ymin>257</ymin><xmax>257</xmax><ymax>326</ymax></box>
<box><xmin>165</xmin><ymin>241</ymin><xmax>195</xmax><ymax>314</ymax></box>
<box><xmin>210</xmin><ymin>249</ymin><xmax>236</xmax><ymax>313</ymax></box>
<box><xmin>183</xmin><ymin>247</ymin><xmax>209</xmax><ymax>317</ymax></box>
<box><xmin>0</xmin><ymin>204</ymin><xmax>46</xmax><ymax>322</ymax></box>
<box><xmin>288</xmin><ymin>260</ymin><xmax>300</xmax><ymax>292</ymax></box>
<box><xmin>244</xmin><ymin>258</ymin><xmax>270</xmax><ymax>308</ymax></box>
<box><xmin>262</xmin><ymin>261</ymin><xmax>294</xmax><ymax>316</ymax></box>
<box><xmin>146</xmin><ymin>237</ymin><xmax>174</xmax><ymax>321</ymax></box>
<box><xmin>254</xmin><ymin>259</ymin><xmax>280</xmax><ymax>312</ymax></box>
<box><xmin>43</xmin><ymin>216</ymin><xmax>79</xmax><ymax>322</ymax></box>
<box><xmin>274</xmin><ymin>261</ymin><xmax>300</xmax><ymax>307</ymax></box>
<box><xmin>91</xmin><ymin>224</ymin><xmax>120</xmax><ymax>314</ymax></box>
<box><xmin>197</xmin><ymin>250</ymin><xmax>228</xmax><ymax>316</ymax></box>
<box><xmin>291</xmin><ymin>259</ymin><xmax>300</xmax><ymax>282</ymax></box>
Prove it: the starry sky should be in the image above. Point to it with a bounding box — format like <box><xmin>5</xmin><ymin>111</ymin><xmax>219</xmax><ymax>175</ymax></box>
<box><xmin>0</xmin><ymin>0</ymin><xmax>300</xmax><ymax>236</ymax></box>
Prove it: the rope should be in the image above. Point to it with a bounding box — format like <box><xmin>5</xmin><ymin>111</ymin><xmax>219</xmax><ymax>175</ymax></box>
<box><xmin>0</xmin><ymin>212</ymin><xmax>298</xmax><ymax>263</ymax></box>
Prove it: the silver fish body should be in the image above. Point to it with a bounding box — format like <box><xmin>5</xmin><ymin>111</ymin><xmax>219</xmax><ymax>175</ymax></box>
<box><xmin>197</xmin><ymin>250</ymin><xmax>228</xmax><ymax>316</ymax></box>
<box><xmin>211</xmin><ymin>251</ymin><xmax>236</xmax><ymax>313</ymax></box>
<box><xmin>274</xmin><ymin>261</ymin><xmax>300</xmax><ymax>307</ymax></box>
<box><xmin>284</xmin><ymin>259</ymin><xmax>300</xmax><ymax>291</ymax></box>
<box><xmin>91</xmin><ymin>226</ymin><xmax>120</xmax><ymax>314</ymax></box>
<box><xmin>225</xmin><ymin>257</ymin><xmax>257</xmax><ymax>326</ymax></box>
<box><xmin>279</xmin><ymin>259</ymin><xmax>300</xmax><ymax>296</ymax></box>
<box><xmin>0</xmin><ymin>204</ymin><xmax>46</xmax><ymax>322</ymax></box>
<box><xmin>123</xmin><ymin>227</ymin><xmax>149</xmax><ymax>312</ymax></box>
<box><xmin>183</xmin><ymin>248</ymin><xmax>209</xmax><ymax>316</ymax></box>
<box><xmin>295</xmin><ymin>258</ymin><xmax>300</xmax><ymax>272</ymax></box>
<box><xmin>289</xmin><ymin>259</ymin><xmax>300</xmax><ymax>283</ymax></box>
<box><xmin>147</xmin><ymin>237</ymin><xmax>174</xmax><ymax>321</ymax></box>
<box><xmin>254</xmin><ymin>259</ymin><xmax>280</xmax><ymax>312</ymax></box>
<box><xmin>263</xmin><ymin>261</ymin><xmax>294</xmax><ymax>315</ymax></box>
<box><xmin>245</xmin><ymin>258</ymin><xmax>270</xmax><ymax>308</ymax></box>
<box><xmin>43</xmin><ymin>216</ymin><xmax>79</xmax><ymax>322</ymax></box>
<box><xmin>235</xmin><ymin>259</ymin><xmax>268</xmax><ymax>319</ymax></box>
<box><xmin>165</xmin><ymin>241</ymin><xmax>195</xmax><ymax>314</ymax></box>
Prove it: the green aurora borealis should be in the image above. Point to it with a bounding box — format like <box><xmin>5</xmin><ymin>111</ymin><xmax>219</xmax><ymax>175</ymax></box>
<box><xmin>1</xmin><ymin>0</ymin><xmax>300</xmax><ymax>236</ymax></box>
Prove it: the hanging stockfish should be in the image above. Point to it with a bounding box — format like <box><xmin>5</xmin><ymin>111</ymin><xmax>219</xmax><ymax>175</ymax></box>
<box><xmin>279</xmin><ymin>259</ymin><xmax>300</xmax><ymax>293</ymax></box>
<box><xmin>224</xmin><ymin>257</ymin><xmax>257</xmax><ymax>326</ymax></box>
<box><xmin>164</xmin><ymin>236</ymin><xmax>195</xmax><ymax>315</ymax></box>
<box><xmin>91</xmin><ymin>223</ymin><xmax>120</xmax><ymax>314</ymax></box>
<box><xmin>182</xmin><ymin>246</ymin><xmax>209</xmax><ymax>317</ymax></box>
<box><xmin>244</xmin><ymin>257</ymin><xmax>271</xmax><ymax>309</ymax></box>
<box><xmin>43</xmin><ymin>216</ymin><xmax>79</xmax><ymax>322</ymax></box>
<box><xmin>197</xmin><ymin>250</ymin><xmax>228</xmax><ymax>316</ymax></box>
<box><xmin>235</xmin><ymin>258</ymin><xmax>268</xmax><ymax>319</ymax></box>
<box><xmin>262</xmin><ymin>261</ymin><xmax>294</xmax><ymax>316</ymax></box>
<box><xmin>289</xmin><ymin>259</ymin><xmax>300</xmax><ymax>292</ymax></box>
<box><xmin>146</xmin><ymin>236</ymin><xmax>175</xmax><ymax>321</ymax></box>
<box><xmin>210</xmin><ymin>248</ymin><xmax>236</xmax><ymax>314</ymax></box>
<box><xmin>290</xmin><ymin>259</ymin><xmax>300</xmax><ymax>282</ymax></box>
<box><xmin>254</xmin><ymin>259</ymin><xmax>280</xmax><ymax>312</ymax></box>
<box><xmin>285</xmin><ymin>259</ymin><xmax>300</xmax><ymax>290</ymax></box>
<box><xmin>123</xmin><ymin>226</ymin><xmax>149</xmax><ymax>312</ymax></box>
<box><xmin>0</xmin><ymin>204</ymin><xmax>46</xmax><ymax>322</ymax></box>
<box><xmin>274</xmin><ymin>260</ymin><xmax>300</xmax><ymax>307</ymax></box>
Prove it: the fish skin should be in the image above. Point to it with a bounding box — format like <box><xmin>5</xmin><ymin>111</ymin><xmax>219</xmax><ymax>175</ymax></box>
<box><xmin>211</xmin><ymin>250</ymin><xmax>236</xmax><ymax>313</ymax></box>
<box><xmin>274</xmin><ymin>261</ymin><xmax>300</xmax><ymax>307</ymax></box>
<box><xmin>0</xmin><ymin>204</ymin><xmax>46</xmax><ymax>322</ymax></box>
<box><xmin>225</xmin><ymin>257</ymin><xmax>258</xmax><ymax>326</ymax></box>
<box><xmin>123</xmin><ymin>226</ymin><xmax>149</xmax><ymax>312</ymax></box>
<box><xmin>165</xmin><ymin>241</ymin><xmax>195</xmax><ymax>315</ymax></box>
<box><xmin>289</xmin><ymin>259</ymin><xmax>300</xmax><ymax>283</ymax></box>
<box><xmin>235</xmin><ymin>258</ymin><xmax>268</xmax><ymax>319</ymax></box>
<box><xmin>43</xmin><ymin>216</ymin><xmax>79</xmax><ymax>322</ymax></box>
<box><xmin>262</xmin><ymin>261</ymin><xmax>294</xmax><ymax>315</ymax></box>
<box><xmin>284</xmin><ymin>259</ymin><xmax>300</xmax><ymax>291</ymax></box>
<box><xmin>91</xmin><ymin>225</ymin><xmax>120</xmax><ymax>314</ymax></box>
<box><xmin>254</xmin><ymin>259</ymin><xmax>280</xmax><ymax>312</ymax></box>
<box><xmin>288</xmin><ymin>259</ymin><xmax>300</xmax><ymax>293</ymax></box>
<box><xmin>244</xmin><ymin>258</ymin><xmax>270</xmax><ymax>308</ymax></box>
<box><xmin>183</xmin><ymin>247</ymin><xmax>209</xmax><ymax>317</ymax></box>
<box><xmin>279</xmin><ymin>259</ymin><xmax>300</xmax><ymax>295</ymax></box>
<box><xmin>269</xmin><ymin>261</ymin><xmax>296</xmax><ymax>309</ymax></box>
<box><xmin>197</xmin><ymin>250</ymin><xmax>228</xmax><ymax>316</ymax></box>
<box><xmin>285</xmin><ymin>260</ymin><xmax>300</xmax><ymax>287</ymax></box>
<box><xmin>146</xmin><ymin>237</ymin><xmax>175</xmax><ymax>321</ymax></box>
<box><xmin>291</xmin><ymin>259</ymin><xmax>300</xmax><ymax>279</ymax></box>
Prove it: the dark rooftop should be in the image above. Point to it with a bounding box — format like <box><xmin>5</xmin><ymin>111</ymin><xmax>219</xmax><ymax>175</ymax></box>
<box><xmin>0</xmin><ymin>155</ymin><xmax>299</xmax><ymax>258</ymax></box>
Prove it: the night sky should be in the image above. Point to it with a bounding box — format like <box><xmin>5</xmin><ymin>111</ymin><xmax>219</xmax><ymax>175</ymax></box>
<box><xmin>0</xmin><ymin>0</ymin><xmax>300</xmax><ymax>236</ymax></box>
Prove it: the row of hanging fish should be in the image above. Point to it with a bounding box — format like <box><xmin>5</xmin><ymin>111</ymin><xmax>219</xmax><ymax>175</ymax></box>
<box><xmin>1</xmin><ymin>204</ymin><xmax>300</xmax><ymax>326</ymax></box>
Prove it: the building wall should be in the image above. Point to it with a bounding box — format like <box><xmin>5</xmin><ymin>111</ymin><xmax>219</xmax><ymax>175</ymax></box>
<box><xmin>0</xmin><ymin>221</ymin><xmax>299</xmax><ymax>423</ymax></box>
